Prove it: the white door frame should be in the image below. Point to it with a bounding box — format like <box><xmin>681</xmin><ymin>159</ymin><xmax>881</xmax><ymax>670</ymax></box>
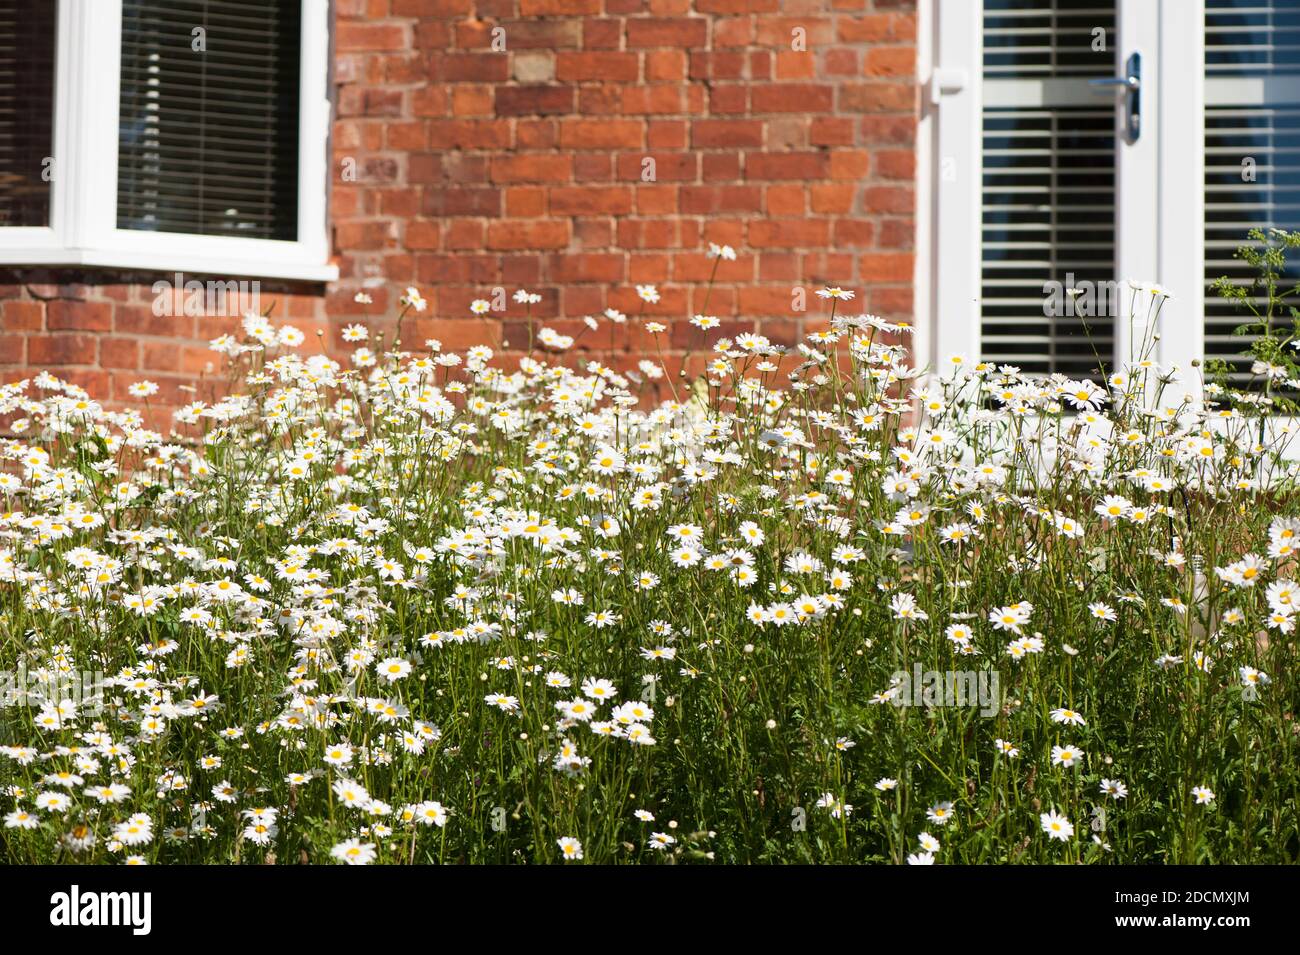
<box><xmin>917</xmin><ymin>0</ymin><xmax>983</xmax><ymax>374</ymax></box>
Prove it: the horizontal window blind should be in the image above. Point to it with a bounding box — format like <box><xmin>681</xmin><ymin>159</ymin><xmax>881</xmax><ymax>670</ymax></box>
<box><xmin>117</xmin><ymin>0</ymin><xmax>301</xmax><ymax>241</ymax></box>
<box><xmin>983</xmin><ymin>0</ymin><xmax>1113</xmax><ymax>78</ymax></box>
<box><xmin>0</xmin><ymin>0</ymin><xmax>56</xmax><ymax>228</ymax></box>
<box><xmin>982</xmin><ymin>0</ymin><xmax>1118</xmax><ymax>378</ymax></box>
<box><xmin>1205</xmin><ymin>0</ymin><xmax>1300</xmax><ymax>388</ymax></box>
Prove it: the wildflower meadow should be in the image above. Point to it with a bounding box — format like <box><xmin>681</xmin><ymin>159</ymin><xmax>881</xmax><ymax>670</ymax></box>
<box><xmin>1</xmin><ymin>244</ymin><xmax>1298</xmax><ymax>865</ymax></box>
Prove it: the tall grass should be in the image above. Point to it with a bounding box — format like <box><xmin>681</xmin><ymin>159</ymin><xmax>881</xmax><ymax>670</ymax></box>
<box><xmin>0</xmin><ymin>273</ymin><xmax>1297</xmax><ymax>864</ymax></box>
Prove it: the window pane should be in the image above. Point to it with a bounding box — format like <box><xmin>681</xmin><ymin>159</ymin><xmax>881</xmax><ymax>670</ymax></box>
<box><xmin>0</xmin><ymin>0</ymin><xmax>57</xmax><ymax>228</ymax></box>
<box><xmin>982</xmin><ymin>0</ymin><xmax>1117</xmax><ymax>378</ymax></box>
<box><xmin>117</xmin><ymin>0</ymin><xmax>301</xmax><ymax>241</ymax></box>
<box><xmin>1205</xmin><ymin>0</ymin><xmax>1300</xmax><ymax>389</ymax></box>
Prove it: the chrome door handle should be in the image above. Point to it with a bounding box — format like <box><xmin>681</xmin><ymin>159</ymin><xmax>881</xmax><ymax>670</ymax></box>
<box><xmin>1089</xmin><ymin>52</ymin><xmax>1141</xmax><ymax>143</ymax></box>
<box><xmin>1089</xmin><ymin>76</ymin><xmax>1139</xmax><ymax>90</ymax></box>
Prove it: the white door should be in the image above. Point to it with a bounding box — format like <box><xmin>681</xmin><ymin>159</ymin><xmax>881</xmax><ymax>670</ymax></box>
<box><xmin>923</xmin><ymin>0</ymin><xmax>1300</xmax><ymax>400</ymax></box>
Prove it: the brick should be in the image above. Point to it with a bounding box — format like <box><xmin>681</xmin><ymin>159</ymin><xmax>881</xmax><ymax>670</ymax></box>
<box><xmin>336</xmin><ymin>23</ymin><xmax>407</xmax><ymax>52</ymax></box>
<box><xmin>619</xmin><ymin>85</ymin><xmax>703</xmax><ymax>116</ymax></box>
<box><xmin>810</xmin><ymin>117</ymin><xmax>855</xmax><ymax>146</ymax></box>
<box><xmin>486</xmin><ymin>220</ymin><xmax>570</xmax><ymax>251</ymax></box>
<box><xmin>583</xmin><ymin>19</ymin><xmax>623</xmax><ymax>49</ymax></box>
<box><xmin>766</xmin><ymin>184</ymin><xmax>806</xmax><ymax>215</ymax></box>
<box><xmin>750</xmin><ymin>219</ymin><xmax>828</xmax><ymax>248</ymax></box>
<box><xmin>410</xmin><ymin>319</ymin><xmax>503</xmax><ymax>352</ymax></box>
<box><xmin>708</xmin><ymin>85</ymin><xmax>748</xmax><ymax>113</ymax></box>
<box><xmin>627</xmin><ymin>19</ymin><xmax>709</xmax><ymax>48</ymax></box>
<box><xmin>865</xmin><ymin>47</ymin><xmax>915</xmax><ymax>78</ymax></box>
<box><xmin>876</xmin><ymin>149</ymin><xmax>915</xmax><ymax>179</ymax></box>
<box><xmin>424</xmin><ymin>188</ymin><xmax>501</xmax><ymax>217</ymax></box>
<box><xmin>115</xmin><ymin>306</ymin><xmax>193</xmax><ymax>339</ymax></box>
<box><xmin>556</xmin><ymin>52</ymin><xmax>639</xmax><ymax>82</ymax></box>
<box><xmin>390</xmin><ymin>0</ymin><xmax>472</xmax><ymax>13</ymax></box>
<box><xmin>413</xmin><ymin>86</ymin><xmax>450</xmax><ymax>116</ymax></box>
<box><xmin>737</xmin><ymin>286</ymin><xmax>799</xmax><ymax>316</ymax></box>
<box><xmin>428</xmin><ymin>120</ymin><xmax>511</xmax><ymax>150</ymax></box>
<box><xmin>57</xmin><ymin>368</ymin><xmax>111</xmax><ymax>397</ymax></box>
<box><xmin>692</xmin><ymin>119</ymin><xmax>764</xmax><ymax>148</ymax></box>
<box><xmin>616</xmin><ymin>153</ymin><xmax>698</xmax><ymax>181</ymax></box>
<box><xmin>48</xmin><ymin>301</ymin><xmax>112</xmax><ymax>332</ymax></box>
<box><xmin>872</xmin><ymin>287</ymin><xmax>915</xmax><ymax>315</ymax></box>
<box><xmin>755</xmin><ymin>17</ymin><xmax>833</xmax><ymax>46</ymax></box>
<box><xmin>560</xmin><ymin>120</ymin><xmax>644</xmax><ymax>150</ymax></box>
<box><xmin>681</xmin><ymin>185</ymin><xmax>762</xmax><ymax>214</ymax></box>
<box><xmin>405</xmin><ymin>221</ymin><xmax>442</xmax><ymax>250</ymax></box>
<box><xmin>645</xmin><ymin>51</ymin><xmax>686</xmax><ymax>81</ymax></box>
<box><xmin>574</xmin><ymin>153</ymin><xmax>614</xmax><ymax>181</ymax></box>
<box><xmin>495</xmin><ymin>20</ymin><xmax>582</xmax><ymax>50</ymax></box>
<box><xmin>837</xmin><ymin>15</ymin><xmax>893</xmax><ymax>43</ymax></box>
<box><xmin>28</xmin><ymin>334</ymin><xmax>97</xmax><ymax>366</ymax></box>
<box><xmin>491</xmin><ymin>155</ymin><xmax>572</xmax><ymax>183</ymax></box>
<box><xmin>505</xmin><ymin>186</ymin><xmax>547</xmax><ymax>217</ymax></box>
<box><xmin>549</xmin><ymin>253</ymin><xmax>626</xmax><ymax>283</ymax></box>
<box><xmin>99</xmin><ymin>337</ymin><xmax>140</xmax><ymax>370</ymax></box>
<box><xmin>617</xmin><ymin>219</ymin><xmax>682</xmax><ymax>249</ymax></box>
<box><xmin>752</xmin><ymin>84</ymin><xmax>834</xmax><ymax>113</ymax></box>
<box><xmin>516</xmin><ymin>119</ymin><xmax>558</xmax><ymax>149</ymax></box>
<box><xmin>812</xmin><ymin>183</ymin><xmax>856</xmax><ymax>214</ymax></box>
<box><xmin>141</xmin><ymin>341</ymin><xmax>181</xmax><ymax>372</ymax></box>
<box><xmin>702</xmin><ymin>153</ymin><xmax>741</xmax><ymax>180</ymax></box>
<box><xmin>859</xmin><ymin>115</ymin><xmax>916</xmax><ymax>145</ymax></box>
<box><xmin>385</xmin><ymin>54</ymin><xmax>430</xmax><ymax>85</ymax></box>
<box><xmin>513</xmin><ymin>52</ymin><xmax>556</xmax><ymax>84</ymax></box>
<box><xmin>767</xmin><ymin>116</ymin><xmax>807</xmax><ymax>150</ymax></box>
<box><xmin>690</xmin><ymin>52</ymin><xmax>746</xmax><ymax>80</ymax></box>
<box><xmin>833</xmin><ymin>218</ymin><xmax>875</xmax><ymax>246</ymax></box>
<box><xmin>578</xmin><ymin>86</ymin><xmax>621</xmax><ymax>115</ymax></box>
<box><xmin>829</xmin><ymin>150</ymin><xmax>871</xmax><ymax>179</ymax></box>
<box><xmin>696</xmin><ymin>0</ymin><xmax>779</xmax><ymax>11</ymax></box>
<box><xmin>334</xmin><ymin>220</ymin><xmax>397</xmax><ymax>250</ymax></box>
<box><xmin>0</xmin><ymin>334</ymin><xmax>23</xmax><ymax>364</ymax></box>
<box><xmin>0</xmin><ymin>301</ymin><xmax>43</xmax><ymax>331</ymax></box>
<box><xmin>636</xmin><ymin>185</ymin><xmax>679</xmax><ymax>215</ymax></box>
<box><xmin>437</xmin><ymin>54</ymin><xmax>510</xmax><ymax>83</ymax></box>
<box><xmin>774</xmin><ymin>52</ymin><xmax>816</xmax><ymax>79</ymax></box>
<box><xmin>520</xmin><ymin>0</ymin><xmax>599</xmax><ymax>12</ymax></box>
<box><xmin>450</xmin><ymin>86</ymin><xmax>491</xmax><ymax>116</ymax></box>
<box><xmin>859</xmin><ymin>252</ymin><xmax>913</xmax><ymax>281</ymax></box>
<box><xmin>549</xmin><ymin>186</ymin><xmax>635</xmax><ymax>215</ymax></box>
<box><xmin>713</xmin><ymin>17</ymin><xmax>753</xmax><ymax>47</ymax></box>
<box><xmin>495</xmin><ymin>86</ymin><xmax>575</xmax><ymax>116</ymax></box>
<box><xmin>745</xmin><ymin>152</ymin><xmax>828</xmax><ymax>180</ymax></box>
<box><xmin>648</xmin><ymin>120</ymin><xmax>688</xmax><ymax>149</ymax></box>
<box><xmin>839</xmin><ymin>82</ymin><xmax>915</xmax><ymax>113</ymax></box>
<box><xmin>863</xmin><ymin>186</ymin><xmax>914</xmax><ymax>214</ymax></box>
<box><xmin>877</xmin><ymin>219</ymin><xmax>910</xmax><ymax>249</ymax></box>
<box><xmin>386</xmin><ymin>122</ymin><xmax>428</xmax><ymax>150</ymax></box>
<box><xmin>822</xmin><ymin>49</ymin><xmax>859</xmax><ymax>76</ymax></box>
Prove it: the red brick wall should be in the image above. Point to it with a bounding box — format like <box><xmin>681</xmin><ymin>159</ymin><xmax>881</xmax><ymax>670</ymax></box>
<box><xmin>0</xmin><ymin>273</ymin><xmax>329</xmax><ymax>424</ymax></box>
<box><xmin>0</xmin><ymin>0</ymin><xmax>917</xmax><ymax>413</ymax></box>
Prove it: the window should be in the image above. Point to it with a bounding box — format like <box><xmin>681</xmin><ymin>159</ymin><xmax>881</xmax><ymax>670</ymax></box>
<box><xmin>0</xmin><ymin>0</ymin><xmax>57</xmax><ymax>228</ymax></box>
<box><xmin>1203</xmin><ymin>0</ymin><xmax>1300</xmax><ymax>387</ymax></box>
<box><xmin>921</xmin><ymin>0</ymin><xmax>1300</xmax><ymax>405</ymax></box>
<box><xmin>979</xmin><ymin>1</ymin><xmax>1117</xmax><ymax>377</ymax></box>
<box><xmin>0</xmin><ymin>0</ymin><xmax>334</xmax><ymax>281</ymax></box>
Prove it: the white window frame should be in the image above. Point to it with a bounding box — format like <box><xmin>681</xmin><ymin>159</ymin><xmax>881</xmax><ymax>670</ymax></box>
<box><xmin>919</xmin><ymin>0</ymin><xmax>1204</xmax><ymax>404</ymax></box>
<box><xmin>0</xmin><ymin>0</ymin><xmax>337</xmax><ymax>282</ymax></box>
